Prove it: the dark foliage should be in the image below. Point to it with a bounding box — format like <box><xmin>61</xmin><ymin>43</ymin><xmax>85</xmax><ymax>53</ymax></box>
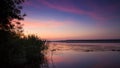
<box><xmin>0</xmin><ymin>0</ymin><xmax>25</xmax><ymax>30</ymax></box>
<box><xmin>0</xmin><ymin>0</ymin><xmax>25</xmax><ymax>44</ymax></box>
<box><xmin>0</xmin><ymin>0</ymin><xmax>49</xmax><ymax>68</ymax></box>
<box><xmin>0</xmin><ymin>0</ymin><xmax>25</xmax><ymax>65</ymax></box>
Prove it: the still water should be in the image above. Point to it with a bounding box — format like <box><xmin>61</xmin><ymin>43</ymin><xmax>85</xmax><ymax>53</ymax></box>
<box><xmin>46</xmin><ymin>42</ymin><xmax>120</xmax><ymax>68</ymax></box>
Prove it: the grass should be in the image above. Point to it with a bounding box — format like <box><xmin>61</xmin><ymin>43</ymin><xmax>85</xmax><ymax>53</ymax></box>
<box><xmin>0</xmin><ymin>32</ymin><xmax>49</xmax><ymax>68</ymax></box>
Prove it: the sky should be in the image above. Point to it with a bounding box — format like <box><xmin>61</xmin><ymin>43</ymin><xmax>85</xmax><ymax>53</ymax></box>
<box><xmin>22</xmin><ymin>0</ymin><xmax>120</xmax><ymax>40</ymax></box>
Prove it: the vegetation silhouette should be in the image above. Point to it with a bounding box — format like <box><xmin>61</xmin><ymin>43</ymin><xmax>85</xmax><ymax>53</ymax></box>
<box><xmin>0</xmin><ymin>0</ymin><xmax>49</xmax><ymax>68</ymax></box>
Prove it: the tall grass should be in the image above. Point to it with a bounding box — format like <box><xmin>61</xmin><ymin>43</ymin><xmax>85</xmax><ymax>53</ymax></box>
<box><xmin>0</xmin><ymin>29</ymin><xmax>49</xmax><ymax>68</ymax></box>
<box><xmin>7</xmin><ymin>34</ymin><xmax>49</xmax><ymax>68</ymax></box>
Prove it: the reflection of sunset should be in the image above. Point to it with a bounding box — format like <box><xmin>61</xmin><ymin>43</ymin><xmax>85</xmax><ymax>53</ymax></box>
<box><xmin>47</xmin><ymin>55</ymin><xmax>64</xmax><ymax>63</ymax></box>
<box><xmin>47</xmin><ymin>42</ymin><xmax>120</xmax><ymax>68</ymax></box>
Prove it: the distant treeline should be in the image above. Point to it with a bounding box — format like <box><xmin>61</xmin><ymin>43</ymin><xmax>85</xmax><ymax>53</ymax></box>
<box><xmin>53</xmin><ymin>39</ymin><xmax>120</xmax><ymax>43</ymax></box>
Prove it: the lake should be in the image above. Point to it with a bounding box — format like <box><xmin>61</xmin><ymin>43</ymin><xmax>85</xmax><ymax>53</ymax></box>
<box><xmin>46</xmin><ymin>42</ymin><xmax>120</xmax><ymax>68</ymax></box>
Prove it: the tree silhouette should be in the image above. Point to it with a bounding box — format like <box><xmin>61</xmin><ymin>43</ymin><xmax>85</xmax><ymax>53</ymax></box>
<box><xmin>0</xmin><ymin>0</ymin><xmax>26</xmax><ymax>43</ymax></box>
<box><xmin>0</xmin><ymin>0</ymin><xmax>25</xmax><ymax>31</ymax></box>
<box><xmin>0</xmin><ymin>1</ymin><xmax>49</xmax><ymax>68</ymax></box>
<box><xmin>0</xmin><ymin>0</ymin><xmax>26</xmax><ymax>66</ymax></box>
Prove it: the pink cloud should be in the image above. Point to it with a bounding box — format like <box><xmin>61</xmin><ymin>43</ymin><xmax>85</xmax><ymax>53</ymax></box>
<box><xmin>23</xmin><ymin>1</ymin><xmax>32</xmax><ymax>6</ymax></box>
<box><xmin>38</xmin><ymin>0</ymin><xmax>119</xmax><ymax>21</ymax></box>
<box><xmin>38</xmin><ymin>0</ymin><xmax>87</xmax><ymax>14</ymax></box>
<box><xmin>38</xmin><ymin>0</ymin><xmax>103</xmax><ymax>21</ymax></box>
<box><xmin>23</xmin><ymin>0</ymin><xmax>42</xmax><ymax>10</ymax></box>
<box><xmin>23</xmin><ymin>20</ymin><xmax>68</xmax><ymax>28</ymax></box>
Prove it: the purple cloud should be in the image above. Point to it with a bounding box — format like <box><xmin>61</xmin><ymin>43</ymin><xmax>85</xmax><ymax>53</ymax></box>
<box><xmin>38</xmin><ymin>0</ymin><xmax>120</xmax><ymax>22</ymax></box>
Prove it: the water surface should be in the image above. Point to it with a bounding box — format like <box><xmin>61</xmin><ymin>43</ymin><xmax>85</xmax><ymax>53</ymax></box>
<box><xmin>47</xmin><ymin>42</ymin><xmax>120</xmax><ymax>68</ymax></box>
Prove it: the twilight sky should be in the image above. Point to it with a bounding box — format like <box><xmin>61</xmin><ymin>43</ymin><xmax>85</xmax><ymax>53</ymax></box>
<box><xmin>22</xmin><ymin>0</ymin><xmax>120</xmax><ymax>40</ymax></box>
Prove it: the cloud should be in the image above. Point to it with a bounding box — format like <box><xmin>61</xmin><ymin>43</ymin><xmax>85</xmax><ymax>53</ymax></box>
<box><xmin>23</xmin><ymin>20</ymin><xmax>69</xmax><ymax>28</ymax></box>
<box><xmin>23</xmin><ymin>0</ymin><xmax>42</xmax><ymax>10</ymax></box>
<box><xmin>38</xmin><ymin>0</ymin><xmax>88</xmax><ymax>14</ymax></box>
<box><xmin>38</xmin><ymin>0</ymin><xmax>120</xmax><ymax>21</ymax></box>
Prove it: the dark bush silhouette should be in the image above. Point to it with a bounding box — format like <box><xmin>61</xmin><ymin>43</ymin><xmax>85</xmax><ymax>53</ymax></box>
<box><xmin>0</xmin><ymin>0</ymin><xmax>49</xmax><ymax>68</ymax></box>
<box><xmin>0</xmin><ymin>0</ymin><xmax>25</xmax><ymax>65</ymax></box>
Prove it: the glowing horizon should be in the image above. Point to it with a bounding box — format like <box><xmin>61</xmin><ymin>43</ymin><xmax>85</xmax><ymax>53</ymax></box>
<box><xmin>22</xmin><ymin>0</ymin><xmax>120</xmax><ymax>40</ymax></box>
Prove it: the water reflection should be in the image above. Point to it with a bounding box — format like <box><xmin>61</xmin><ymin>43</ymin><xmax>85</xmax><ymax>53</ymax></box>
<box><xmin>48</xmin><ymin>42</ymin><xmax>120</xmax><ymax>52</ymax></box>
<box><xmin>47</xmin><ymin>42</ymin><xmax>120</xmax><ymax>68</ymax></box>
